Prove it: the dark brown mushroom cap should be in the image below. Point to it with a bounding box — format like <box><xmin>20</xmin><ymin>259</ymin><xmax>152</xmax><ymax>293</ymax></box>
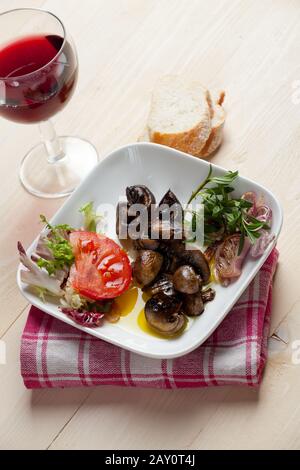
<box><xmin>144</xmin><ymin>273</ymin><xmax>175</xmax><ymax>297</ymax></box>
<box><xmin>168</xmin><ymin>240</ymin><xmax>186</xmax><ymax>254</ymax></box>
<box><xmin>196</xmin><ymin>274</ymin><xmax>203</xmax><ymax>291</ymax></box>
<box><xmin>168</xmin><ymin>240</ymin><xmax>186</xmax><ymax>255</ymax></box>
<box><xmin>144</xmin><ymin>293</ymin><xmax>186</xmax><ymax>336</ymax></box>
<box><xmin>132</xmin><ymin>250</ymin><xmax>163</xmax><ymax>287</ymax></box>
<box><xmin>159</xmin><ymin>189</ymin><xmax>181</xmax><ymax>207</ymax></box>
<box><xmin>126</xmin><ymin>185</ymin><xmax>156</xmax><ymax>209</ymax></box>
<box><xmin>173</xmin><ymin>265</ymin><xmax>199</xmax><ymax>294</ymax></box>
<box><xmin>159</xmin><ymin>189</ymin><xmax>183</xmax><ymax>222</ymax></box>
<box><xmin>150</xmin><ymin>188</ymin><xmax>184</xmax><ymax>241</ymax></box>
<box><xmin>158</xmin><ymin>241</ymin><xmax>184</xmax><ymax>273</ymax></box>
<box><xmin>134</xmin><ymin>238</ymin><xmax>160</xmax><ymax>251</ymax></box>
<box><xmin>150</xmin><ymin>219</ymin><xmax>183</xmax><ymax>241</ymax></box>
<box><xmin>202</xmin><ymin>288</ymin><xmax>216</xmax><ymax>303</ymax></box>
<box><xmin>183</xmin><ymin>292</ymin><xmax>204</xmax><ymax>317</ymax></box>
<box><xmin>177</xmin><ymin>249</ymin><xmax>210</xmax><ymax>283</ymax></box>
<box><xmin>162</xmin><ymin>253</ymin><xmax>179</xmax><ymax>274</ymax></box>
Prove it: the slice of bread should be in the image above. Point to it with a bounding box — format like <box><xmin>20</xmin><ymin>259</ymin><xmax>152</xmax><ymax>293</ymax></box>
<box><xmin>199</xmin><ymin>90</ymin><xmax>225</xmax><ymax>158</ymax></box>
<box><xmin>147</xmin><ymin>75</ymin><xmax>212</xmax><ymax>156</ymax></box>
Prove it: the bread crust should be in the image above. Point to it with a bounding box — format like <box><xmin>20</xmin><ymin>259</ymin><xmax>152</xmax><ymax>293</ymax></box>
<box><xmin>148</xmin><ymin>76</ymin><xmax>212</xmax><ymax>155</ymax></box>
<box><xmin>199</xmin><ymin>90</ymin><xmax>225</xmax><ymax>158</ymax></box>
<box><xmin>150</xmin><ymin>106</ymin><xmax>211</xmax><ymax>155</ymax></box>
<box><xmin>140</xmin><ymin>78</ymin><xmax>225</xmax><ymax>159</ymax></box>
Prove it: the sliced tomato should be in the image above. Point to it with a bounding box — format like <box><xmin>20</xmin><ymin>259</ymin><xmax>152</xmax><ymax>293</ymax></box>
<box><xmin>69</xmin><ymin>231</ymin><xmax>132</xmax><ymax>300</ymax></box>
<box><xmin>215</xmin><ymin>234</ymin><xmax>250</xmax><ymax>285</ymax></box>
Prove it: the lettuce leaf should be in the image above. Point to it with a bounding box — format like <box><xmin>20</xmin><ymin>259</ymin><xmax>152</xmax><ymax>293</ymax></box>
<box><xmin>79</xmin><ymin>202</ymin><xmax>101</xmax><ymax>232</ymax></box>
<box><xmin>36</xmin><ymin>215</ymin><xmax>74</xmax><ymax>276</ymax></box>
<box><xmin>60</xmin><ymin>308</ymin><xmax>104</xmax><ymax>327</ymax></box>
<box><xmin>18</xmin><ymin>242</ymin><xmax>62</xmax><ymax>296</ymax></box>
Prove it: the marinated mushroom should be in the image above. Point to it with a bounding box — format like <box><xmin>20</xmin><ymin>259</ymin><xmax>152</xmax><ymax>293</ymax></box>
<box><xmin>126</xmin><ymin>185</ymin><xmax>156</xmax><ymax>209</ymax></box>
<box><xmin>133</xmin><ymin>250</ymin><xmax>163</xmax><ymax>287</ymax></box>
<box><xmin>151</xmin><ymin>218</ymin><xmax>183</xmax><ymax>241</ymax></box>
<box><xmin>197</xmin><ymin>274</ymin><xmax>203</xmax><ymax>291</ymax></box>
<box><xmin>159</xmin><ymin>189</ymin><xmax>182</xmax><ymax>207</ymax></box>
<box><xmin>134</xmin><ymin>238</ymin><xmax>160</xmax><ymax>251</ymax></box>
<box><xmin>144</xmin><ymin>293</ymin><xmax>186</xmax><ymax>336</ymax></box>
<box><xmin>177</xmin><ymin>249</ymin><xmax>210</xmax><ymax>283</ymax></box>
<box><xmin>183</xmin><ymin>292</ymin><xmax>204</xmax><ymax>317</ymax></box>
<box><xmin>159</xmin><ymin>189</ymin><xmax>183</xmax><ymax>222</ymax></box>
<box><xmin>117</xmin><ymin>184</ymin><xmax>216</xmax><ymax>338</ymax></box>
<box><xmin>173</xmin><ymin>265</ymin><xmax>199</xmax><ymax>294</ymax></box>
<box><xmin>144</xmin><ymin>273</ymin><xmax>175</xmax><ymax>297</ymax></box>
<box><xmin>202</xmin><ymin>288</ymin><xmax>216</xmax><ymax>303</ymax></box>
<box><xmin>162</xmin><ymin>252</ymin><xmax>179</xmax><ymax>274</ymax></box>
<box><xmin>169</xmin><ymin>239</ymin><xmax>186</xmax><ymax>254</ymax></box>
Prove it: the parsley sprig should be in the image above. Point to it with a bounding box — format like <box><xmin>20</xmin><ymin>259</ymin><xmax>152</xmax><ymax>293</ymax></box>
<box><xmin>188</xmin><ymin>165</ymin><xmax>270</xmax><ymax>252</ymax></box>
<box><xmin>37</xmin><ymin>215</ymin><xmax>75</xmax><ymax>275</ymax></box>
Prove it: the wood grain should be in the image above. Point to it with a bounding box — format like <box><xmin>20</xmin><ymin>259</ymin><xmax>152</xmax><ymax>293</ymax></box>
<box><xmin>0</xmin><ymin>0</ymin><xmax>300</xmax><ymax>450</ymax></box>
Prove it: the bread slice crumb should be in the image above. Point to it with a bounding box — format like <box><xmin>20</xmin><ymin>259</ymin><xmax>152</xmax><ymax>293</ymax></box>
<box><xmin>139</xmin><ymin>76</ymin><xmax>225</xmax><ymax>159</ymax></box>
<box><xmin>147</xmin><ymin>75</ymin><xmax>212</xmax><ymax>155</ymax></box>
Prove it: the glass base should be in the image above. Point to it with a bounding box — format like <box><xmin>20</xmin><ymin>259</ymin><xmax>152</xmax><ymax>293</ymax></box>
<box><xmin>20</xmin><ymin>136</ymin><xmax>98</xmax><ymax>198</ymax></box>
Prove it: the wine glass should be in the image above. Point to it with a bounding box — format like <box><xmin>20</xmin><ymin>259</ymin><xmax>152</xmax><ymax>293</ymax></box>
<box><xmin>0</xmin><ymin>8</ymin><xmax>98</xmax><ymax>198</ymax></box>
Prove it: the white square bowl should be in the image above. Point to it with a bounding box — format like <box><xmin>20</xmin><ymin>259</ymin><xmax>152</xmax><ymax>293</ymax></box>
<box><xmin>17</xmin><ymin>143</ymin><xmax>283</xmax><ymax>359</ymax></box>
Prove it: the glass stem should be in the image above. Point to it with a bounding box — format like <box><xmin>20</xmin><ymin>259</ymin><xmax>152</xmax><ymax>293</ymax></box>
<box><xmin>39</xmin><ymin>120</ymin><xmax>65</xmax><ymax>164</ymax></box>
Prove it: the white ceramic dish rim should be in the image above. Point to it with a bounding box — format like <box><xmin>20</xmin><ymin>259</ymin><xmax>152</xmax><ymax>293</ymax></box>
<box><xmin>17</xmin><ymin>142</ymin><xmax>283</xmax><ymax>359</ymax></box>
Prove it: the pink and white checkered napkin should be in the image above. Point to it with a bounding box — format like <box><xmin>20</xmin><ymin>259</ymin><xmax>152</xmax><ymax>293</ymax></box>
<box><xmin>20</xmin><ymin>249</ymin><xmax>278</xmax><ymax>389</ymax></box>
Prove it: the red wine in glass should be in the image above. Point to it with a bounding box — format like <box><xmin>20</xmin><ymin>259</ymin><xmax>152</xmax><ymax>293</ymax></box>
<box><xmin>0</xmin><ymin>8</ymin><xmax>98</xmax><ymax>199</ymax></box>
<box><xmin>0</xmin><ymin>34</ymin><xmax>78</xmax><ymax>123</ymax></box>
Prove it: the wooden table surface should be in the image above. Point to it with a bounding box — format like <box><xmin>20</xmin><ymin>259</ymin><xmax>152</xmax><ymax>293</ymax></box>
<box><xmin>1</xmin><ymin>0</ymin><xmax>300</xmax><ymax>450</ymax></box>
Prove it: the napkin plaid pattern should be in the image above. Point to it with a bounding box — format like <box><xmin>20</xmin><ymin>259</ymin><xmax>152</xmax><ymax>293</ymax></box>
<box><xmin>20</xmin><ymin>249</ymin><xmax>278</xmax><ymax>389</ymax></box>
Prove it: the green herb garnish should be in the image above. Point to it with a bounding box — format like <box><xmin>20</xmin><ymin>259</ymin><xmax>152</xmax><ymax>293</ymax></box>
<box><xmin>37</xmin><ymin>215</ymin><xmax>75</xmax><ymax>275</ymax></box>
<box><xmin>188</xmin><ymin>165</ymin><xmax>270</xmax><ymax>252</ymax></box>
